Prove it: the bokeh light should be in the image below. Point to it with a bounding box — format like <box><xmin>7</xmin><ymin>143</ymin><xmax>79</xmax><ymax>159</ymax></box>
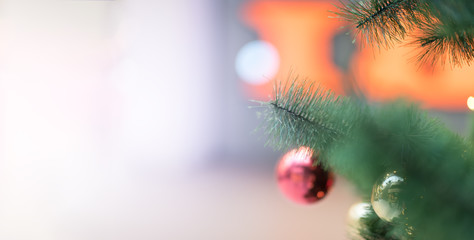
<box><xmin>467</xmin><ymin>96</ymin><xmax>474</xmax><ymax>111</ymax></box>
<box><xmin>235</xmin><ymin>40</ymin><xmax>279</xmax><ymax>85</ymax></box>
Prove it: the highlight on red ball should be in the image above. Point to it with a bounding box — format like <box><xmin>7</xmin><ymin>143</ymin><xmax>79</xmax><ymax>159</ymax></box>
<box><xmin>276</xmin><ymin>147</ymin><xmax>334</xmax><ymax>205</ymax></box>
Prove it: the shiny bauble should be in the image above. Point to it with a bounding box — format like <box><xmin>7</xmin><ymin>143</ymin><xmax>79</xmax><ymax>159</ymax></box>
<box><xmin>347</xmin><ymin>202</ymin><xmax>372</xmax><ymax>239</ymax></box>
<box><xmin>347</xmin><ymin>202</ymin><xmax>371</xmax><ymax>227</ymax></box>
<box><xmin>276</xmin><ymin>147</ymin><xmax>334</xmax><ymax>204</ymax></box>
<box><xmin>371</xmin><ymin>171</ymin><xmax>406</xmax><ymax>222</ymax></box>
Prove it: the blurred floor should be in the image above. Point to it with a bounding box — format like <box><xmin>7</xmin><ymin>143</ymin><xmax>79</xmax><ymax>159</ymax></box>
<box><xmin>48</xmin><ymin>162</ymin><xmax>360</xmax><ymax>240</ymax></box>
<box><xmin>177</xmin><ymin>166</ymin><xmax>360</xmax><ymax>240</ymax></box>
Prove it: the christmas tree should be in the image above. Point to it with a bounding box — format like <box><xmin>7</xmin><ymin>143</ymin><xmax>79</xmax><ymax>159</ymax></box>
<box><xmin>258</xmin><ymin>0</ymin><xmax>474</xmax><ymax>239</ymax></box>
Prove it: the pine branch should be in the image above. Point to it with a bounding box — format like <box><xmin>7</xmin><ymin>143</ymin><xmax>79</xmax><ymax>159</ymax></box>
<box><xmin>258</xmin><ymin>77</ymin><xmax>363</xmax><ymax>162</ymax></box>
<box><xmin>413</xmin><ymin>17</ymin><xmax>474</xmax><ymax>67</ymax></box>
<box><xmin>335</xmin><ymin>0</ymin><xmax>474</xmax><ymax>66</ymax></box>
<box><xmin>424</xmin><ymin>0</ymin><xmax>474</xmax><ymax>26</ymax></box>
<box><xmin>258</xmin><ymin>76</ymin><xmax>474</xmax><ymax>239</ymax></box>
<box><xmin>413</xmin><ymin>23</ymin><xmax>474</xmax><ymax>66</ymax></box>
<box><xmin>335</xmin><ymin>0</ymin><xmax>425</xmax><ymax>48</ymax></box>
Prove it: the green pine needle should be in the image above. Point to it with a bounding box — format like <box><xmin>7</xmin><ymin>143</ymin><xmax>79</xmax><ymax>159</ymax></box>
<box><xmin>334</xmin><ymin>0</ymin><xmax>474</xmax><ymax>66</ymax></box>
<box><xmin>413</xmin><ymin>20</ymin><xmax>474</xmax><ymax>67</ymax></box>
<box><xmin>258</xmin><ymin>77</ymin><xmax>364</xmax><ymax>163</ymax></box>
<box><xmin>335</xmin><ymin>0</ymin><xmax>426</xmax><ymax>48</ymax></box>
<box><xmin>258</xmin><ymin>77</ymin><xmax>474</xmax><ymax>239</ymax></box>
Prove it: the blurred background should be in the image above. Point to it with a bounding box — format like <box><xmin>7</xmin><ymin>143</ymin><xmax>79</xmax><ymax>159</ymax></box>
<box><xmin>0</xmin><ymin>0</ymin><xmax>472</xmax><ymax>239</ymax></box>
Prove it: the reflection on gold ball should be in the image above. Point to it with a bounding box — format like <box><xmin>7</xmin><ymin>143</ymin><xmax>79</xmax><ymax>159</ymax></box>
<box><xmin>371</xmin><ymin>171</ymin><xmax>405</xmax><ymax>222</ymax></box>
<box><xmin>347</xmin><ymin>202</ymin><xmax>371</xmax><ymax>239</ymax></box>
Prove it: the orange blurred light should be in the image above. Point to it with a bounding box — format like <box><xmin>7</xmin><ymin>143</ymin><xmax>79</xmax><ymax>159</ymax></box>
<box><xmin>352</xmin><ymin>41</ymin><xmax>474</xmax><ymax>111</ymax></box>
<box><xmin>241</xmin><ymin>1</ymin><xmax>345</xmax><ymax>100</ymax></box>
<box><xmin>317</xmin><ymin>191</ymin><xmax>325</xmax><ymax>198</ymax></box>
<box><xmin>242</xmin><ymin>1</ymin><xmax>474</xmax><ymax>111</ymax></box>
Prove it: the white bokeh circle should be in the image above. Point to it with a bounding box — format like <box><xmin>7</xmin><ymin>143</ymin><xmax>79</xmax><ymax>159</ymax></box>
<box><xmin>467</xmin><ymin>96</ymin><xmax>474</xmax><ymax>111</ymax></box>
<box><xmin>235</xmin><ymin>40</ymin><xmax>280</xmax><ymax>85</ymax></box>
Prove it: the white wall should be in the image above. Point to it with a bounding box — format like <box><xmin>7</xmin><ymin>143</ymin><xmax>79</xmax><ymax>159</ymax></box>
<box><xmin>0</xmin><ymin>0</ymin><xmax>219</xmax><ymax>239</ymax></box>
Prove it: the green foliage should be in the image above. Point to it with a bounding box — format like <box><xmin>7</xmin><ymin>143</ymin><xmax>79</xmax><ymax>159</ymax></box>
<box><xmin>335</xmin><ymin>0</ymin><xmax>474</xmax><ymax>66</ymax></box>
<box><xmin>414</xmin><ymin>19</ymin><xmax>474</xmax><ymax>66</ymax></box>
<box><xmin>259</xmin><ymin>79</ymin><xmax>474</xmax><ymax>239</ymax></box>
<box><xmin>258</xmin><ymin>76</ymin><xmax>365</xmax><ymax>164</ymax></box>
<box><xmin>335</xmin><ymin>0</ymin><xmax>426</xmax><ymax>47</ymax></box>
<box><xmin>356</xmin><ymin>208</ymin><xmax>402</xmax><ymax>240</ymax></box>
<box><xmin>469</xmin><ymin>114</ymin><xmax>474</xmax><ymax>144</ymax></box>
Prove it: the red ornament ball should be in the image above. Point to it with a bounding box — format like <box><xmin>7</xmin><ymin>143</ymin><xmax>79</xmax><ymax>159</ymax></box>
<box><xmin>276</xmin><ymin>147</ymin><xmax>334</xmax><ymax>204</ymax></box>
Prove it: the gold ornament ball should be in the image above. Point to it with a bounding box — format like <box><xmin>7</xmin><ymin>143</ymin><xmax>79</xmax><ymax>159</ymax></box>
<box><xmin>347</xmin><ymin>202</ymin><xmax>371</xmax><ymax>239</ymax></box>
<box><xmin>371</xmin><ymin>171</ymin><xmax>405</xmax><ymax>222</ymax></box>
